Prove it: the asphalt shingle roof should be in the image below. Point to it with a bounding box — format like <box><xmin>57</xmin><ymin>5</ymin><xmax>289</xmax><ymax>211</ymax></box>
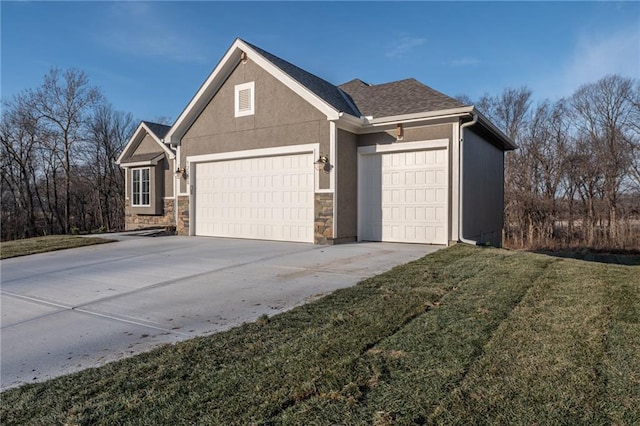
<box><xmin>338</xmin><ymin>78</ymin><xmax>465</xmax><ymax>118</ymax></box>
<box><xmin>242</xmin><ymin>40</ymin><xmax>361</xmax><ymax>117</ymax></box>
<box><xmin>142</xmin><ymin>121</ymin><xmax>171</xmax><ymax>140</ymax></box>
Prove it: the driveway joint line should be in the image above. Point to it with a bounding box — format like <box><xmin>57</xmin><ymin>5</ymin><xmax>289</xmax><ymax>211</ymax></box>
<box><xmin>1</xmin><ymin>291</ymin><xmax>190</xmax><ymax>336</ymax></box>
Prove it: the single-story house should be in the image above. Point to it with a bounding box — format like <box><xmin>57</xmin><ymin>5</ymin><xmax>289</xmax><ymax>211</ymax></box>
<box><xmin>117</xmin><ymin>38</ymin><xmax>515</xmax><ymax>246</ymax></box>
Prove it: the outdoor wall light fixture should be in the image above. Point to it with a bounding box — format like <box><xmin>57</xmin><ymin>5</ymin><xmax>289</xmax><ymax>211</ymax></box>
<box><xmin>175</xmin><ymin>167</ymin><xmax>187</xmax><ymax>178</ymax></box>
<box><xmin>314</xmin><ymin>154</ymin><xmax>332</xmax><ymax>174</ymax></box>
<box><xmin>396</xmin><ymin>123</ymin><xmax>404</xmax><ymax>140</ymax></box>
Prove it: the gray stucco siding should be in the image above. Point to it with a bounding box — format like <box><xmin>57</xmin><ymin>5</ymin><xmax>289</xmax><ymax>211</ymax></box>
<box><xmin>181</xmin><ymin>58</ymin><xmax>332</xmax><ymax>189</ymax></box>
<box><xmin>336</xmin><ymin>129</ymin><xmax>358</xmax><ymax>240</ymax></box>
<box><xmin>461</xmin><ymin>128</ymin><xmax>504</xmax><ymax>246</ymax></box>
<box><xmin>356</xmin><ymin>122</ymin><xmax>454</xmax><ymax>147</ymax></box>
<box><xmin>135</xmin><ymin>134</ymin><xmax>162</xmax><ymax>155</ymax></box>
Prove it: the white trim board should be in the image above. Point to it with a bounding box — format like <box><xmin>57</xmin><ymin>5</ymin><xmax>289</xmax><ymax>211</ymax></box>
<box><xmin>117</xmin><ymin>122</ymin><xmax>175</xmax><ymax>165</ymax></box>
<box><xmin>187</xmin><ymin>143</ymin><xmax>332</xmax><ymax>195</ymax></box>
<box><xmin>357</xmin><ymin>139</ymin><xmax>449</xmax><ymax>155</ymax></box>
<box><xmin>166</xmin><ymin>38</ymin><xmax>342</xmax><ymax>145</ymax></box>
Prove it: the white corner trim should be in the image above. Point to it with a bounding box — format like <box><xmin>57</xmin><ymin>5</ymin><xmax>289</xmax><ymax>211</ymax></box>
<box><xmin>357</xmin><ymin>138</ymin><xmax>449</xmax><ymax>155</ymax></box>
<box><xmin>451</xmin><ymin>122</ymin><xmax>460</xmax><ymax>242</ymax></box>
<box><xmin>330</xmin><ymin>121</ymin><xmax>337</xmax><ymax>238</ymax></box>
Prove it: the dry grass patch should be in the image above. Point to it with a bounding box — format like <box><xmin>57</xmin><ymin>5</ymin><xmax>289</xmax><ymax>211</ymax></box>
<box><xmin>0</xmin><ymin>235</ymin><xmax>114</xmax><ymax>259</ymax></box>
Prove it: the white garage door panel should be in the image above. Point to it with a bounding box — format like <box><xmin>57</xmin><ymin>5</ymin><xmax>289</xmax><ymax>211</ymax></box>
<box><xmin>195</xmin><ymin>153</ymin><xmax>314</xmax><ymax>243</ymax></box>
<box><xmin>361</xmin><ymin>149</ymin><xmax>447</xmax><ymax>244</ymax></box>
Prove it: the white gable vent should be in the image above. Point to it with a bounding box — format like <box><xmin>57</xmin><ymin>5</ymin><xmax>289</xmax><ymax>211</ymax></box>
<box><xmin>235</xmin><ymin>82</ymin><xmax>255</xmax><ymax>117</ymax></box>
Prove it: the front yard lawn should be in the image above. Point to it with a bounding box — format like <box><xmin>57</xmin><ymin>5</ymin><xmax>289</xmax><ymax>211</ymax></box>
<box><xmin>2</xmin><ymin>244</ymin><xmax>638</xmax><ymax>424</ymax></box>
<box><xmin>0</xmin><ymin>235</ymin><xmax>114</xmax><ymax>259</ymax></box>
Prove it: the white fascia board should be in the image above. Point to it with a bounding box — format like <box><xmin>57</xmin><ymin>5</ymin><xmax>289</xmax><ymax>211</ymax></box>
<box><xmin>166</xmin><ymin>39</ymin><xmax>342</xmax><ymax>145</ymax></box>
<box><xmin>116</xmin><ymin>123</ymin><xmax>174</xmax><ymax>165</ymax></box>
<box><xmin>116</xmin><ymin>122</ymin><xmax>146</xmax><ymax>164</ymax></box>
<box><xmin>240</xmin><ymin>40</ymin><xmax>340</xmax><ymax>120</ymax></box>
<box><xmin>118</xmin><ymin>153</ymin><xmax>165</xmax><ymax>168</ymax></box>
<box><xmin>335</xmin><ymin>112</ymin><xmax>364</xmax><ymax>133</ymax></box>
<box><xmin>474</xmin><ymin>110</ymin><xmax>517</xmax><ymax>150</ymax></box>
<box><xmin>140</xmin><ymin>122</ymin><xmax>176</xmax><ymax>159</ymax></box>
<box><xmin>334</xmin><ymin>107</ymin><xmax>473</xmax><ymax>135</ymax></box>
<box><xmin>165</xmin><ymin>40</ymin><xmax>243</xmax><ymax>145</ymax></box>
<box><xmin>365</xmin><ymin>106</ymin><xmax>474</xmax><ymax>126</ymax></box>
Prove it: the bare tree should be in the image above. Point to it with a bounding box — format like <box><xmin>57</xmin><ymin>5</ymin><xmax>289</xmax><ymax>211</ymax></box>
<box><xmin>27</xmin><ymin>68</ymin><xmax>103</xmax><ymax>233</ymax></box>
<box><xmin>571</xmin><ymin>75</ymin><xmax>638</xmax><ymax>244</ymax></box>
<box><xmin>85</xmin><ymin>104</ymin><xmax>135</xmax><ymax>231</ymax></box>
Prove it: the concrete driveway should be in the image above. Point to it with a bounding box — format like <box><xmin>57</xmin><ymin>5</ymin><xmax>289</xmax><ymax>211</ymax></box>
<box><xmin>1</xmin><ymin>235</ymin><xmax>441</xmax><ymax>390</ymax></box>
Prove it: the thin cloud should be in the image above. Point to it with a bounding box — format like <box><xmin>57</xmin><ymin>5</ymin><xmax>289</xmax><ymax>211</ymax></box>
<box><xmin>450</xmin><ymin>57</ymin><xmax>480</xmax><ymax>67</ymax></box>
<box><xmin>536</xmin><ymin>23</ymin><xmax>639</xmax><ymax>100</ymax></box>
<box><xmin>98</xmin><ymin>3</ymin><xmax>207</xmax><ymax>64</ymax></box>
<box><xmin>386</xmin><ymin>36</ymin><xmax>427</xmax><ymax>58</ymax></box>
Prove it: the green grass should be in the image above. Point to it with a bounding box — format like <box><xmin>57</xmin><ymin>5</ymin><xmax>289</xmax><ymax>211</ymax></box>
<box><xmin>0</xmin><ymin>235</ymin><xmax>114</xmax><ymax>259</ymax></box>
<box><xmin>1</xmin><ymin>245</ymin><xmax>638</xmax><ymax>425</ymax></box>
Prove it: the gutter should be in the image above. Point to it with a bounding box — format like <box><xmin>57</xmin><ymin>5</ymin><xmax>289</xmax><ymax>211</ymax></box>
<box><xmin>459</xmin><ymin>111</ymin><xmax>479</xmax><ymax>245</ymax></box>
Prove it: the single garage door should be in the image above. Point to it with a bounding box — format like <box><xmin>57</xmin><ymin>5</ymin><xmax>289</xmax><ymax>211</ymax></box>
<box><xmin>360</xmin><ymin>148</ymin><xmax>447</xmax><ymax>244</ymax></box>
<box><xmin>195</xmin><ymin>153</ymin><xmax>314</xmax><ymax>243</ymax></box>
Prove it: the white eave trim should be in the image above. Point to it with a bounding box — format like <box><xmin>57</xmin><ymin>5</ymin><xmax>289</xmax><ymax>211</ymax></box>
<box><xmin>365</xmin><ymin>106</ymin><xmax>474</xmax><ymax>126</ymax></box>
<box><xmin>474</xmin><ymin>110</ymin><xmax>517</xmax><ymax>150</ymax></box>
<box><xmin>118</xmin><ymin>153</ymin><xmax>165</xmax><ymax>167</ymax></box>
<box><xmin>116</xmin><ymin>122</ymin><xmax>175</xmax><ymax>165</ymax></box>
<box><xmin>165</xmin><ymin>38</ymin><xmax>341</xmax><ymax>145</ymax></box>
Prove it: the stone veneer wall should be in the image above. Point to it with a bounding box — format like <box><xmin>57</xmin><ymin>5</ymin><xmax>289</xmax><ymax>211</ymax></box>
<box><xmin>172</xmin><ymin>194</ymin><xmax>333</xmax><ymax>243</ymax></box>
<box><xmin>176</xmin><ymin>196</ymin><xmax>190</xmax><ymax>235</ymax></box>
<box><xmin>125</xmin><ymin>198</ymin><xmax>175</xmax><ymax>230</ymax></box>
<box><xmin>314</xmin><ymin>193</ymin><xmax>333</xmax><ymax>244</ymax></box>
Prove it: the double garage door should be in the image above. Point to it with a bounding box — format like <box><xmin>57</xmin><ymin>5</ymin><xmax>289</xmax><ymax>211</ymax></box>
<box><xmin>193</xmin><ymin>147</ymin><xmax>447</xmax><ymax>245</ymax></box>
<box><xmin>194</xmin><ymin>153</ymin><xmax>314</xmax><ymax>243</ymax></box>
<box><xmin>359</xmin><ymin>148</ymin><xmax>448</xmax><ymax>244</ymax></box>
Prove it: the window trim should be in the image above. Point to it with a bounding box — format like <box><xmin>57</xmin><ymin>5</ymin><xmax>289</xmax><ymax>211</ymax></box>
<box><xmin>131</xmin><ymin>167</ymin><xmax>151</xmax><ymax>207</ymax></box>
<box><xmin>234</xmin><ymin>81</ymin><xmax>255</xmax><ymax>117</ymax></box>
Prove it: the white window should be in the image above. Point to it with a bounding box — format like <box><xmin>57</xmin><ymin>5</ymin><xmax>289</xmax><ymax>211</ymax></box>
<box><xmin>132</xmin><ymin>168</ymin><xmax>150</xmax><ymax>207</ymax></box>
<box><xmin>234</xmin><ymin>82</ymin><xmax>255</xmax><ymax>117</ymax></box>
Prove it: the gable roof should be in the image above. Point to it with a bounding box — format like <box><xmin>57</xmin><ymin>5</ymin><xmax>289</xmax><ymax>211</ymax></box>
<box><xmin>165</xmin><ymin>38</ymin><xmax>356</xmax><ymax>144</ymax></box>
<box><xmin>242</xmin><ymin>41</ymin><xmax>361</xmax><ymax>118</ymax></box>
<box><xmin>142</xmin><ymin>121</ymin><xmax>171</xmax><ymax>140</ymax></box>
<box><xmin>159</xmin><ymin>38</ymin><xmax>514</xmax><ymax>150</ymax></box>
<box><xmin>339</xmin><ymin>78</ymin><xmax>465</xmax><ymax>118</ymax></box>
<box><xmin>116</xmin><ymin>121</ymin><xmax>175</xmax><ymax>165</ymax></box>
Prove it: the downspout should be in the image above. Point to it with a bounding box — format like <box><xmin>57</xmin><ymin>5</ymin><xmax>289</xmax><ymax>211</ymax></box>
<box><xmin>459</xmin><ymin>112</ymin><xmax>478</xmax><ymax>245</ymax></box>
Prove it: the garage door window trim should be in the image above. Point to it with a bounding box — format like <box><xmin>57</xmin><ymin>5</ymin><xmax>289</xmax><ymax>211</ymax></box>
<box><xmin>131</xmin><ymin>167</ymin><xmax>151</xmax><ymax>207</ymax></box>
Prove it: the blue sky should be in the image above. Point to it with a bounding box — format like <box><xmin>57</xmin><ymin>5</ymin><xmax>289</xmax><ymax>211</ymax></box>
<box><xmin>2</xmin><ymin>1</ymin><xmax>639</xmax><ymax>123</ymax></box>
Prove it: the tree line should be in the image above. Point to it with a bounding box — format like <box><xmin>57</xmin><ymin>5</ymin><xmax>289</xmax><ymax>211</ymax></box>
<box><xmin>1</xmin><ymin>68</ymin><xmax>136</xmax><ymax>240</ymax></box>
<box><xmin>459</xmin><ymin>74</ymin><xmax>640</xmax><ymax>250</ymax></box>
<box><xmin>2</xmin><ymin>69</ymin><xmax>639</xmax><ymax>250</ymax></box>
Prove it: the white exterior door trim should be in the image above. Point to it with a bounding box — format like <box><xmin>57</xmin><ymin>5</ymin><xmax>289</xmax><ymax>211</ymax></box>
<box><xmin>188</xmin><ymin>143</ymin><xmax>318</xmax><ymax>242</ymax></box>
<box><xmin>357</xmin><ymin>139</ymin><xmax>449</xmax><ymax>244</ymax></box>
